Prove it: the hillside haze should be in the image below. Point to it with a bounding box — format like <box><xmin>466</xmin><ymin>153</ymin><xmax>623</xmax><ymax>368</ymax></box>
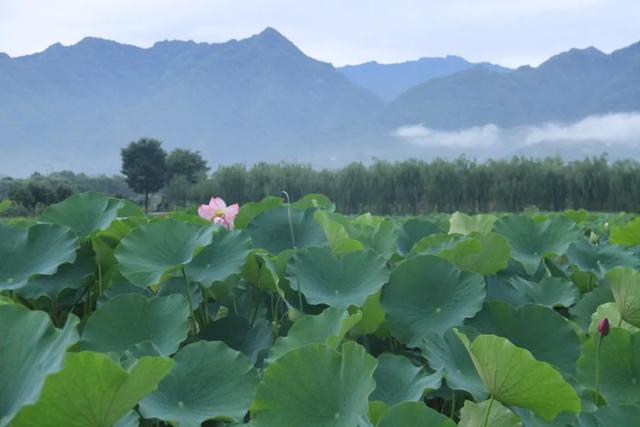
<box><xmin>1</xmin><ymin>28</ymin><xmax>640</xmax><ymax>176</ymax></box>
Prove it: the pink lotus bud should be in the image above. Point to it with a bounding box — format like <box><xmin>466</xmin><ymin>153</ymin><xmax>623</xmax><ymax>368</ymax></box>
<box><xmin>597</xmin><ymin>318</ymin><xmax>610</xmax><ymax>337</ymax></box>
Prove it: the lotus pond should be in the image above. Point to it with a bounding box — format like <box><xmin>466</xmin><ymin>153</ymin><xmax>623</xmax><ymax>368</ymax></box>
<box><xmin>2</xmin><ymin>192</ymin><xmax>640</xmax><ymax>426</ymax></box>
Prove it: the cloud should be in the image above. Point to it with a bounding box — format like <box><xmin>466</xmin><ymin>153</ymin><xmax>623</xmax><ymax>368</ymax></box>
<box><xmin>393</xmin><ymin>112</ymin><xmax>640</xmax><ymax>149</ymax></box>
<box><xmin>523</xmin><ymin>112</ymin><xmax>640</xmax><ymax>145</ymax></box>
<box><xmin>392</xmin><ymin>124</ymin><xmax>502</xmax><ymax>148</ymax></box>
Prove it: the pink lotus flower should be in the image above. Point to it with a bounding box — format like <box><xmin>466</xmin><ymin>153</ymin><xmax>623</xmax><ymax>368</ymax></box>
<box><xmin>198</xmin><ymin>197</ymin><xmax>239</xmax><ymax>230</ymax></box>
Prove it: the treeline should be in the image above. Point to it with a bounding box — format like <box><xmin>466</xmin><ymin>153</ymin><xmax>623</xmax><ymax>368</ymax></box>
<box><xmin>3</xmin><ymin>155</ymin><xmax>640</xmax><ymax>215</ymax></box>
<box><xmin>189</xmin><ymin>156</ymin><xmax>640</xmax><ymax>213</ymax></box>
<box><xmin>0</xmin><ymin>171</ymin><xmax>134</xmax><ymax>216</ymax></box>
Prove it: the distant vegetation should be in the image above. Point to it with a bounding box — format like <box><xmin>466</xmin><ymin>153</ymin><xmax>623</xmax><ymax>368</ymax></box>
<box><xmin>3</xmin><ymin>145</ymin><xmax>640</xmax><ymax>215</ymax></box>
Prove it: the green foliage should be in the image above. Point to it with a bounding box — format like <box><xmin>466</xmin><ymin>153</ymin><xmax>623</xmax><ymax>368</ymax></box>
<box><xmin>79</xmin><ymin>294</ymin><xmax>190</xmax><ymax>356</ymax></box>
<box><xmin>0</xmin><ymin>223</ymin><xmax>79</xmax><ymax>290</ymax></box>
<box><xmin>0</xmin><ymin>305</ymin><xmax>78</xmax><ymax>427</ymax></box>
<box><xmin>382</xmin><ymin>255</ymin><xmax>485</xmax><ymax>346</ymax></box>
<box><xmin>2</xmin><ymin>192</ymin><xmax>640</xmax><ymax>426</ymax></box>
<box><xmin>456</xmin><ymin>331</ymin><xmax>581</xmax><ymax>421</ymax></box>
<box><xmin>287</xmin><ymin>247</ymin><xmax>389</xmax><ymax>308</ymax></box>
<box><xmin>577</xmin><ymin>329</ymin><xmax>640</xmax><ymax>405</ymax></box>
<box><xmin>139</xmin><ymin>341</ymin><xmax>258</xmax><ymax>425</ymax></box>
<box><xmin>459</xmin><ymin>400</ymin><xmax>521</xmax><ymax>427</ymax></box>
<box><xmin>120</xmin><ymin>138</ymin><xmax>167</xmax><ymax>208</ymax></box>
<box><xmin>166</xmin><ymin>148</ymin><xmax>209</xmax><ymax>184</ymax></box>
<box><xmin>251</xmin><ymin>343</ymin><xmax>376</xmax><ymax>427</ymax></box>
<box><xmin>376</xmin><ymin>401</ymin><xmax>455</xmax><ymax>427</ymax></box>
<box><xmin>12</xmin><ymin>352</ymin><xmax>172</xmax><ymax>427</ymax></box>
<box><xmin>370</xmin><ymin>353</ymin><xmax>442</xmax><ymax>406</ymax></box>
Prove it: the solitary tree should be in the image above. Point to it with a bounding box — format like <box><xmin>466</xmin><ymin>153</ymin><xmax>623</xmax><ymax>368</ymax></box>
<box><xmin>167</xmin><ymin>149</ymin><xmax>209</xmax><ymax>183</ymax></box>
<box><xmin>121</xmin><ymin>138</ymin><xmax>167</xmax><ymax>211</ymax></box>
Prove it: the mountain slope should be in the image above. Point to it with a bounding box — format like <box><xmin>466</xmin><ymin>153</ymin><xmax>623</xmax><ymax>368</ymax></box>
<box><xmin>0</xmin><ymin>28</ymin><xmax>383</xmax><ymax>175</ymax></box>
<box><xmin>338</xmin><ymin>56</ymin><xmax>510</xmax><ymax>101</ymax></box>
<box><xmin>384</xmin><ymin>43</ymin><xmax>640</xmax><ymax>130</ymax></box>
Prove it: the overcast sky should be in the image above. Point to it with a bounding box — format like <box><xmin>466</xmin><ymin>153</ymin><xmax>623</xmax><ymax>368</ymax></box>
<box><xmin>1</xmin><ymin>0</ymin><xmax>639</xmax><ymax>67</ymax></box>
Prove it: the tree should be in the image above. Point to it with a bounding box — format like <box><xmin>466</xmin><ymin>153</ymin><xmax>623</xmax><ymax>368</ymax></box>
<box><xmin>121</xmin><ymin>138</ymin><xmax>168</xmax><ymax>211</ymax></box>
<box><xmin>167</xmin><ymin>149</ymin><xmax>209</xmax><ymax>184</ymax></box>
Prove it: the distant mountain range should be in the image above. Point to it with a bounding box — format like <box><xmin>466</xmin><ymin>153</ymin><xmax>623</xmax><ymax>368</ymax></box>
<box><xmin>338</xmin><ymin>56</ymin><xmax>510</xmax><ymax>101</ymax></box>
<box><xmin>1</xmin><ymin>27</ymin><xmax>639</xmax><ymax>176</ymax></box>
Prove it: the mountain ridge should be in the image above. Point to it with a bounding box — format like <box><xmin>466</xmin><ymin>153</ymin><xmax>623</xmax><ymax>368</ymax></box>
<box><xmin>1</xmin><ymin>28</ymin><xmax>640</xmax><ymax>177</ymax></box>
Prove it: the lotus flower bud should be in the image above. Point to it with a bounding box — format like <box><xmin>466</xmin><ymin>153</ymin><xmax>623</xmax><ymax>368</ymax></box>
<box><xmin>597</xmin><ymin>317</ymin><xmax>610</xmax><ymax>337</ymax></box>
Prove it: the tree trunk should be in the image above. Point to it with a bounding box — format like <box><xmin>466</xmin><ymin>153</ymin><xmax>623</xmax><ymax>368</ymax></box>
<box><xmin>144</xmin><ymin>190</ymin><xmax>149</xmax><ymax>212</ymax></box>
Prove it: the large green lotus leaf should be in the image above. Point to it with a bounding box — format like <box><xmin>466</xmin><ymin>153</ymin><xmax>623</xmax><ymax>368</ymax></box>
<box><xmin>247</xmin><ymin>207</ymin><xmax>327</xmax><ymax>254</ymax></box>
<box><xmin>139</xmin><ymin>341</ymin><xmax>258</xmax><ymax>425</ymax></box>
<box><xmin>576</xmin><ymin>405</ymin><xmax>640</xmax><ymax>426</ymax></box>
<box><xmin>185</xmin><ymin>228</ymin><xmax>251</xmax><ymax>287</ymax></box>
<box><xmin>251</xmin><ymin>342</ymin><xmax>376</xmax><ymax>427</ymax></box>
<box><xmin>576</xmin><ymin>329</ymin><xmax>640</xmax><ymax>405</ymax></box>
<box><xmin>40</xmin><ymin>192</ymin><xmax>125</xmax><ymax>237</ymax></box>
<box><xmin>19</xmin><ymin>242</ymin><xmax>96</xmax><ymax>300</ymax></box>
<box><xmin>421</xmin><ymin>328</ymin><xmax>488</xmax><ymax>401</ymax></box>
<box><xmin>610</xmin><ymin>217</ymin><xmax>640</xmax><ymax>247</ymax></box>
<box><xmin>493</xmin><ymin>215</ymin><xmax>581</xmax><ymax>275</ymax></box>
<box><xmin>344</xmin><ymin>215</ymin><xmax>397</xmax><ymax>259</ymax></box>
<box><xmin>449</xmin><ymin>212</ymin><xmax>498</xmax><ymax>235</ymax></box>
<box><xmin>0</xmin><ymin>305</ymin><xmax>79</xmax><ymax>427</ymax></box>
<box><xmin>266</xmin><ymin>307</ymin><xmax>362</xmax><ymax>364</ymax></box>
<box><xmin>0</xmin><ymin>223</ymin><xmax>79</xmax><ymax>290</ymax></box>
<box><xmin>396</xmin><ymin>218</ymin><xmax>441</xmax><ymax>255</ymax></box>
<box><xmin>606</xmin><ymin>267</ymin><xmax>640</xmax><ymax>328</ymax></box>
<box><xmin>314</xmin><ymin>210</ymin><xmax>364</xmax><ymax>255</ymax></box>
<box><xmin>456</xmin><ymin>331</ymin><xmax>581</xmax><ymax>421</ymax></box>
<box><xmin>287</xmin><ymin>247</ymin><xmax>389</xmax><ymax>308</ymax></box>
<box><xmin>570</xmin><ymin>285</ymin><xmax>614</xmax><ymax>331</ymax></box>
<box><xmin>115</xmin><ymin>219</ymin><xmax>213</xmax><ymax>287</ymax></box>
<box><xmin>410</xmin><ymin>233</ymin><xmax>464</xmax><ymax>257</ymax></box>
<box><xmin>80</xmin><ymin>294</ymin><xmax>190</xmax><ymax>356</ymax></box>
<box><xmin>459</xmin><ymin>399</ymin><xmax>522</xmax><ymax>427</ymax></box>
<box><xmin>487</xmin><ymin>276</ymin><xmax>578</xmax><ymax>309</ymax></box>
<box><xmin>566</xmin><ymin>240</ymin><xmax>638</xmax><ymax>277</ymax></box>
<box><xmin>12</xmin><ymin>352</ymin><xmax>172</xmax><ymax>427</ymax></box>
<box><xmin>199</xmin><ymin>315</ymin><xmax>273</xmax><ymax>365</ymax></box>
<box><xmin>235</xmin><ymin>196</ymin><xmax>283</xmax><ymax>230</ymax></box>
<box><xmin>293</xmin><ymin>193</ymin><xmax>335</xmax><ymax>211</ymax></box>
<box><xmin>466</xmin><ymin>301</ymin><xmax>581</xmax><ymax>376</ymax></box>
<box><xmin>370</xmin><ymin>353</ymin><xmax>442</xmax><ymax>406</ymax></box>
<box><xmin>375</xmin><ymin>401</ymin><xmax>455</xmax><ymax>427</ymax></box>
<box><xmin>438</xmin><ymin>232</ymin><xmax>511</xmax><ymax>275</ymax></box>
<box><xmin>381</xmin><ymin>255</ymin><xmax>485</xmax><ymax>346</ymax></box>
<box><xmin>350</xmin><ymin>290</ymin><xmax>385</xmax><ymax>336</ymax></box>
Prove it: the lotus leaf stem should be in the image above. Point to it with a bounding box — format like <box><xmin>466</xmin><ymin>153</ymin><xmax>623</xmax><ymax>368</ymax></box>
<box><xmin>180</xmin><ymin>266</ymin><xmax>198</xmax><ymax>335</ymax></box>
<box><xmin>481</xmin><ymin>396</ymin><xmax>494</xmax><ymax>427</ymax></box>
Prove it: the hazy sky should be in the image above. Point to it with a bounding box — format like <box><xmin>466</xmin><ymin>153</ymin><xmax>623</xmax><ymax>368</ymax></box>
<box><xmin>1</xmin><ymin>0</ymin><xmax>639</xmax><ymax>67</ymax></box>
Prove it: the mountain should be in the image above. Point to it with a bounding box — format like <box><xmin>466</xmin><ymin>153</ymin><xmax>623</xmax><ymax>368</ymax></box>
<box><xmin>1</xmin><ymin>29</ymin><xmax>640</xmax><ymax>177</ymax></box>
<box><xmin>0</xmin><ymin>28</ymin><xmax>383</xmax><ymax>176</ymax></box>
<box><xmin>384</xmin><ymin>43</ymin><xmax>640</xmax><ymax>130</ymax></box>
<box><xmin>339</xmin><ymin>56</ymin><xmax>510</xmax><ymax>101</ymax></box>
